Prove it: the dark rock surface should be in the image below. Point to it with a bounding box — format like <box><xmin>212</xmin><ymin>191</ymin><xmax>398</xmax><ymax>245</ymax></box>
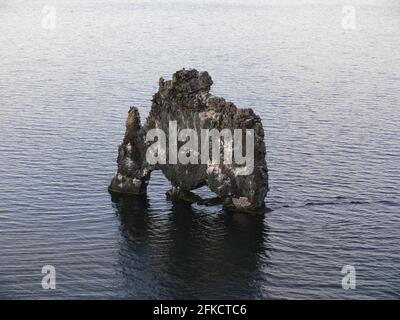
<box><xmin>109</xmin><ymin>69</ymin><xmax>268</xmax><ymax>212</ymax></box>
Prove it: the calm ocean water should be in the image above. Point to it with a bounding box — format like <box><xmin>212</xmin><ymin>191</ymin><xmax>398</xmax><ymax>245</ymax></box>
<box><xmin>0</xmin><ymin>0</ymin><xmax>399</xmax><ymax>299</ymax></box>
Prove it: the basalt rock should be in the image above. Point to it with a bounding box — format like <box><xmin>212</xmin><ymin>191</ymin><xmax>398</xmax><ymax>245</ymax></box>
<box><xmin>109</xmin><ymin>69</ymin><xmax>268</xmax><ymax>212</ymax></box>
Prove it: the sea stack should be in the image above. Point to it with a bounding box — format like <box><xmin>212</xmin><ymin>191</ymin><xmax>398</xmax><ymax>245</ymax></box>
<box><xmin>109</xmin><ymin>69</ymin><xmax>268</xmax><ymax>212</ymax></box>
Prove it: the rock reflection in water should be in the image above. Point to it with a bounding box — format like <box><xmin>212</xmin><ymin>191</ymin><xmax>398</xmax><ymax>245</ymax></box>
<box><xmin>110</xmin><ymin>193</ymin><xmax>270</xmax><ymax>299</ymax></box>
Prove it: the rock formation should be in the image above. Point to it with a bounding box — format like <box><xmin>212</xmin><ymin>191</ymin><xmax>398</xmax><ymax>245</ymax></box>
<box><xmin>109</xmin><ymin>69</ymin><xmax>268</xmax><ymax>212</ymax></box>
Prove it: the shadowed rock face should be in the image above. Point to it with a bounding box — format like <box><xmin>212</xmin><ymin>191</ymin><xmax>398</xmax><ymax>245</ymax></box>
<box><xmin>109</xmin><ymin>69</ymin><xmax>268</xmax><ymax>212</ymax></box>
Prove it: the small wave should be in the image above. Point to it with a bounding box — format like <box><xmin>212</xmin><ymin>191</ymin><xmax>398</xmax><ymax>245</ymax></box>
<box><xmin>272</xmin><ymin>198</ymin><xmax>399</xmax><ymax>210</ymax></box>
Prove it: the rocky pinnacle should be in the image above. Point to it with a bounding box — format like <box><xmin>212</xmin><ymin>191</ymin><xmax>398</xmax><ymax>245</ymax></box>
<box><xmin>109</xmin><ymin>69</ymin><xmax>268</xmax><ymax>212</ymax></box>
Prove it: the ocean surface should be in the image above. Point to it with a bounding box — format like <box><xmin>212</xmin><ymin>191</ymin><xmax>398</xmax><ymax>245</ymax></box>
<box><xmin>0</xmin><ymin>0</ymin><xmax>399</xmax><ymax>299</ymax></box>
